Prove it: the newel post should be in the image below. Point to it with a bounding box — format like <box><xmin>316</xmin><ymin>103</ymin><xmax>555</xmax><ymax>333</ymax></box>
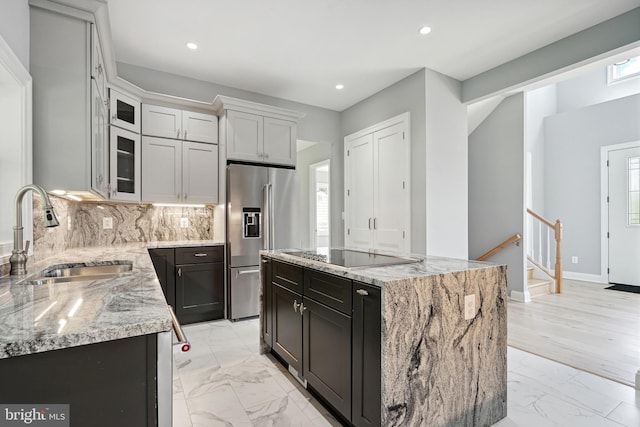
<box><xmin>554</xmin><ymin>220</ymin><xmax>563</xmax><ymax>293</ymax></box>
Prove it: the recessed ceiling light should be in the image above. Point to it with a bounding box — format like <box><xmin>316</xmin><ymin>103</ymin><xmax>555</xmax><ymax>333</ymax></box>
<box><xmin>419</xmin><ymin>26</ymin><xmax>432</xmax><ymax>35</ymax></box>
<box><xmin>335</xmin><ymin>84</ymin><xmax>344</xmax><ymax>90</ymax></box>
<box><xmin>186</xmin><ymin>42</ymin><xmax>198</xmax><ymax>50</ymax></box>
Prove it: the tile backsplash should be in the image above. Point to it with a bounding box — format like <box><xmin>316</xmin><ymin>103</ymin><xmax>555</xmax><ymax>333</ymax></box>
<box><xmin>32</xmin><ymin>195</ymin><xmax>215</xmax><ymax>261</ymax></box>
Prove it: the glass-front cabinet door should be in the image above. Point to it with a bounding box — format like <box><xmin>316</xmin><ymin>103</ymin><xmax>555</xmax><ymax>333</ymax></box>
<box><xmin>109</xmin><ymin>126</ymin><xmax>141</xmax><ymax>202</ymax></box>
<box><xmin>109</xmin><ymin>88</ymin><xmax>140</xmax><ymax>133</ymax></box>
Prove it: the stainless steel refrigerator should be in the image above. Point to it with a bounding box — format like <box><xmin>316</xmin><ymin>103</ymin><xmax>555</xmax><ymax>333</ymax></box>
<box><xmin>226</xmin><ymin>163</ymin><xmax>299</xmax><ymax>320</ymax></box>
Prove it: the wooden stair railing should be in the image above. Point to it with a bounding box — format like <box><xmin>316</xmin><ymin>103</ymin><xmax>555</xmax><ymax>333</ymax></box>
<box><xmin>476</xmin><ymin>234</ymin><xmax>522</xmax><ymax>262</ymax></box>
<box><xmin>526</xmin><ymin>209</ymin><xmax>563</xmax><ymax>293</ymax></box>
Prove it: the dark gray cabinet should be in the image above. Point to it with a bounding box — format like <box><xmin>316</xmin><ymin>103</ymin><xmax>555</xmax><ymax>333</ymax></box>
<box><xmin>0</xmin><ymin>334</ymin><xmax>157</xmax><ymax>427</ymax></box>
<box><xmin>352</xmin><ymin>282</ymin><xmax>382</xmax><ymax>427</ymax></box>
<box><xmin>303</xmin><ymin>296</ymin><xmax>352</xmax><ymax>420</ymax></box>
<box><xmin>149</xmin><ymin>246</ymin><xmax>224</xmax><ymax>324</ymax></box>
<box><xmin>176</xmin><ymin>246</ymin><xmax>224</xmax><ymax>324</ymax></box>
<box><xmin>272</xmin><ymin>283</ymin><xmax>303</xmax><ymax>374</ymax></box>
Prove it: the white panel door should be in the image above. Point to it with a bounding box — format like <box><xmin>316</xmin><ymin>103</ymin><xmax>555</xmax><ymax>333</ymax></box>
<box><xmin>182</xmin><ymin>141</ymin><xmax>219</xmax><ymax>204</ymax></box>
<box><xmin>141</xmin><ymin>137</ymin><xmax>181</xmax><ymax>203</ymax></box>
<box><xmin>609</xmin><ymin>145</ymin><xmax>640</xmax><ymax>286</ymax></box>
<box><xmin>373</xmin><ymin>123</ymin><xmax>409</xmax><ymax>253</ymax></box>
<box><xmin>264</xmin><ymin>117</ymin><xmax>296</xmax><ymax>166</ymax></box>
<box><xmin>141</xmin><ymin>104</ymin><xmax>182</xmax><ymax>139</ymax></box>
<box><xmin>226</xmin><ymin>110</ymin><xmax>263</xmax><ymax>163</ymax></box>
<box><xmin>346</xmin><ymin>133</ymin><xmax>374</xmax><ymax>250</ymax></box>
<box><xmin>183</xmin><ymin>111</ymin><xmax>218</xmax><ymax>144</ymax></box>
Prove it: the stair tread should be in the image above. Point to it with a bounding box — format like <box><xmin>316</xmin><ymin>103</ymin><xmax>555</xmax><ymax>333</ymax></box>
<box><xmin>528</xmin><ymin>278</ymin><xmax>552</xmax><ymax>286</ymax></box>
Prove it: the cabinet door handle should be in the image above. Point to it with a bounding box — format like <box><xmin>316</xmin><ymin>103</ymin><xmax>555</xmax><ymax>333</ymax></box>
<box><xmin>184</xmin><ymin>130</ymin><xmax>187</xmax><ymax>140</ymax></box>
<box><xmin>373</xmin><ymin>218</ymin><xmax>377</xmax><ymax>229</ymax></box>
<box><xmin>299</xmin><ymin>302</ymin><xmax>307</xmax><ymax>316</ymax></box>
<box><xmin>194</xmin><ymin>253</ymin><xmax>208</xmax><ymax>257</ymax></box>
<box><xmin>368</xmin><ymin>218</ymin><xmax>372</xmax><ymax>230</ymax></box>
<box><xmin>177</xmin><ymin>268</ymin><xmax>182</xmax><ymax>277</ymax></box>
<box><xmin>264</xmin><ymin>152</ymin><xmax>269</xmax><ymax>159</ymax></box>
<box><xmin>293</xmin><ymin>300</ymin><xmax>300</xmax><ymax>313</ymax></box>
<box><xmin>112</xmin><ymin>113</ymin><xmax>117</xmax><ymax>122</ymax></box>
<box><xmin>356</xmin><ymin>289</ymin><xmax>369</xmax><ymax>296</ymax></box>
<box><xmin>177</xmin><ymin>129</ymin><xmax>181</xmax><ymax>139</ymax></box>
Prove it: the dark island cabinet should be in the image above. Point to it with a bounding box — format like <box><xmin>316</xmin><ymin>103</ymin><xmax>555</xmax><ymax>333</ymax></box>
<box><xmin>149</xmin><ymin>246</ymin><xmax>224</xmax><ymax>324</ymax></box>
<box><xmin>272</xmin><ymin>283</ymin><xmax>303</xmax><ymax>375</ymax></box>
<box><xmin>352</xmin><ymin>282</ymin><xmax>382</xmax><ymax>427</ymax></box>
<box><xmin>303</xmin><ymin>296</ymin><xmax>352</xmax><ymax>420</ymax></box>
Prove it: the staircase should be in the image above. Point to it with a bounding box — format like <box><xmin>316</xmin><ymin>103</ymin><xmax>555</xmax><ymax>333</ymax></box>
<box><xmin>527</xmin><ymin>266</ymin><xmax>552</xmax><ymax>297</ymax></box>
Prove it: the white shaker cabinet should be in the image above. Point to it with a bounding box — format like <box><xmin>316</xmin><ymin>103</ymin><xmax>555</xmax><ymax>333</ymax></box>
<box><xmin>213</xmin><ymin>96</ymin><xmax>304</xmax><ymax>168</ymax></box>
<box><xmin>110</xmin><ymin>89</ymin><xmax>141</xmax><ymax>133</ymax></box>
<box><xmin>142</xmin><ymin>105</ymin><xmax>218</xmax><ymax>144</ymax></box>
<box><xmin>109</xmin><ymin>127</ymin><xmax>141</xmax><ymax>202</ymax></box>
<box><xmin>345</xmin><ymin>114</ymin><xmax>410</xmax><ymax>253</ymax></box>
<box><xmin>142</xmin><ymin>137</ymin><xmax>218</xmax><ymax>204</ymax></box>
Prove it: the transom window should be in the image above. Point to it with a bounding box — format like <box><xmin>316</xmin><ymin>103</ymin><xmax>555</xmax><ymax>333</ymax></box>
<box><xmin>629</xmin><ymin>156</ymin><xmax>640</xmax><ymax>225</ymax></box>
<box><xmin>608</xmin><ymin>56</ymin><xmax>640</xmax><ymax>84</ymax></box>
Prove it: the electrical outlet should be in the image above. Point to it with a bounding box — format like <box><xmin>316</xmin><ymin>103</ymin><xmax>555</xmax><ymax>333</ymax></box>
<box><xmin>571</xmin><ymin>256</ymin><xmax>579</xmax><ymax>264</ymax></box>
<box><xmin>102</xmin><ymin>217</ymin><xmax>113</xmax><ymax>229</ymax></box>
<box><xmin>180</xmin><ymin>217</ymin><xmax>189</xmax><ymax>228</ymax></box>
<box><xmin>464</xmin><ymin>294</ymin><xmax>475</xmax><ymax>320</ymax></box>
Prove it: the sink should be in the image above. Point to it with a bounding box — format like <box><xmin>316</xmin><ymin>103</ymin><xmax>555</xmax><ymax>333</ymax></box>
<box><xmin>22</xmin><ymin>260</ymin><xmax>133</xmax><ymax>285</ymax></box>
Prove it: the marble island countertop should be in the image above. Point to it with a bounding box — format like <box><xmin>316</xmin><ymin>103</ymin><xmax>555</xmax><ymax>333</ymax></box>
<box><xmin>0</xmin><ymin>240</ymin><xmax>222</xmax><ymax>359</ymax></box>
<box><xmin>260</xmin><ymin>249</ymin><xmax>500</xmax><ymax>286</ymax></box>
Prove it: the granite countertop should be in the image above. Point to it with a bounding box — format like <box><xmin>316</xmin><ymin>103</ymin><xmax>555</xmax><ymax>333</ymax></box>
<box><xmin>0</xmin><ymin>240</ymin><xmax>223</xmax><ymax>359</ymax></box>
<box><xmin>260</xmin><ymin>249</ymin><xmax>499</xmax><ymax>286</ymax></box>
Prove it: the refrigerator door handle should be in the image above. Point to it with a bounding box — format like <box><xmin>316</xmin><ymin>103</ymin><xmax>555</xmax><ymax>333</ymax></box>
<box><xmin>268</xmin><ymin>183</ymin><xmax>275</xmax><ymax>250</ymax></box>
<box><xmin>263</xmin><ymin>184</ymin><xmax>270</xmax><ymax>250</ymax></box>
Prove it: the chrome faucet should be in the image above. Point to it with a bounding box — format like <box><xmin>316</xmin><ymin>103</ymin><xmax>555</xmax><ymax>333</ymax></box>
<box><xmin>10</xmin><ymin>184</ymin><xmax>60</xmax><ymax>276</ymax></box>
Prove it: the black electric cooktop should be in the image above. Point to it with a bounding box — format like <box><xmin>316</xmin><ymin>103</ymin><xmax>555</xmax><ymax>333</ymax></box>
<box><xmin>283</xmin><ymin>248</ymin><xmax>420</xmax><ymax>269</ymax></box>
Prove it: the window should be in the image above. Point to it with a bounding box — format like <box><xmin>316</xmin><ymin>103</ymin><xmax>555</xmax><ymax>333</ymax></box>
<box><xmin>607</xmin><ymin>56</ymin><xmax>640</xmax><ymax>84</ymax></box>
<box><xmin>629</xmin><ymin>156</ymin><xmax>640</xmax><ymax>225</ymax></box>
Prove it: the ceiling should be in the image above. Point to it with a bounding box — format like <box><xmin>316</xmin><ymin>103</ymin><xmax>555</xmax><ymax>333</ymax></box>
<box><xmin>106</xmin><ymin>0</ymin><xmax>640</xmax><ymax>111</ymax></box>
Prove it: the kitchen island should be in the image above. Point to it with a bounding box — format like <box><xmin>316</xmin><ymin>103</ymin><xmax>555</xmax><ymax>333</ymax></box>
<box><xmin>0</xmin><ymin>240</ymin><xmax>220</xmax><ymax>427</ymax></box>
<box><xmin>259</xmin><ymin>250</ymin><xmax>507</xmax><ymax>427</ymax></box>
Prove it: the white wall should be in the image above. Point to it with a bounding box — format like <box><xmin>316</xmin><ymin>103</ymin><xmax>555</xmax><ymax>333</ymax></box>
<box><xmin>556</xmin><ymin>64</ymin><xmax>640</xmax><ymax>113</ymax></box>
<box><xmin>0</xmin><ymin>0</ymin><xmax>29</xmax><ymax>70</ymax></box>
<box><xmin>469</xmin><ymin>94</ymin><xmax>526</xmax><ymax>299</ymax></box>
<box><xmin>425</xmin><ymin>69</ymin><xmax>468</xmax><ymax>258</ymax></box>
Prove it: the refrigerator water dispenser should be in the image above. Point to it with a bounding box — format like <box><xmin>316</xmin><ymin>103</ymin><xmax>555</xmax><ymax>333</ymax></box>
<box><xmin>242</xmin><ymin>208</ymin><xmax>261</xmax><ymax>238</ymax></box>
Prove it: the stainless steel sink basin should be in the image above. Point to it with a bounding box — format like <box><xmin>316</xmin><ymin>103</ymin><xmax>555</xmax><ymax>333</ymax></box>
<box><xmin>22</xmin><ymin>260</ymin><xmax>133</xmax><ymax>285</ymax></box>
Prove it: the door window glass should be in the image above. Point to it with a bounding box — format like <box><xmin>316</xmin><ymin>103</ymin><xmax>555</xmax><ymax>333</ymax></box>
<box><xmin>629</xmin><ymin>156</ymin><xmax>640</xmax><ymax>225</ymax></box>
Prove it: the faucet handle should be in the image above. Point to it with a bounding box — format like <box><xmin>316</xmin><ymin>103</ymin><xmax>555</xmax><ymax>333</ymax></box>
<box><xmin>24</xmin><ymin>240</ymin><xmax>30</xmax><ymax>254</ymax></box>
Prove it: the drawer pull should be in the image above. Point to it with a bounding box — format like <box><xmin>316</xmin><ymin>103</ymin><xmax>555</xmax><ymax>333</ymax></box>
<box><xmin>194</xmin><ymin>253</ymin><xmax>208</xmax><ymax>257</ymax></box>
<box><xmin>356</xmin><ymin>289</ymin><xmax>369</xmax><ymax>296</ymax></box>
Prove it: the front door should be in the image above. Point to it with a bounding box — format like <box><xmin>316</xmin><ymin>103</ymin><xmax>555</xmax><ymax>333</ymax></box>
<box><xmin>608</xmin><ymin>144</ymin><xmax>640</xmax><ymax>286</ymax></box>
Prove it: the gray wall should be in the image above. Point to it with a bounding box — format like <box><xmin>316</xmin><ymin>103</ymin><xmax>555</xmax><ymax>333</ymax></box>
<box><xmin>341</xmin><ymin>69</ymin><xmax>427</xmax><ymax>254</ymax></box>
<box><xmin>469</xmin><ymin>94</ymin><xmax>526</xmax><ymax>297</ymax></box>
<box><xmin>544</xmin><ymin>93</ymin><xmax>640</xmax><ymax>275</ymax></box>
<box><xmin>117</xmin><ymin>62</ymin><xmax>345</xmax><ymax>246</ymax></box>
<box><xmin>0</xmin><ymin>0</ymin><xmax>29</xmax><ymax>69</ymax></box>
<box><xmin>297</xmin><ymin>143</ymin><xmax>333</xmax><ymax>249</ymax></box>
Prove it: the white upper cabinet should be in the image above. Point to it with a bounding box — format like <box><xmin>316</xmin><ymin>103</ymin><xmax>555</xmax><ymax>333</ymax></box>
<box><xmin>91</xmin><ymin>80</ymin><xmax>109</xmax><ymax>199</ymax></box>
<box><xmin>110</xmin><ymin>89</ymin><xmax>141</xmax><ymax>133</ymax></box>
<box><xmin>142</xmin><ymin>137</ymin><xmax>218</xmax><ymax>204</ymax></box>
<box><xmin>142</xmin><ymin>104</ymin><xmax>218</xmax><ymax>144</ymax></box>
<box><xmin>213</xmin><ymin>95</ymin><xmax>304</xmax><ymax>167</ymax></box>
<box><xmin>344</xmin><ymin>113</ymin><xmax>410</xmax><ymax>253</ymax></box>
<box><xmin>90</xmin><ymin>26</ymin><xmax>107</xmax><ymax>102</ymax></box>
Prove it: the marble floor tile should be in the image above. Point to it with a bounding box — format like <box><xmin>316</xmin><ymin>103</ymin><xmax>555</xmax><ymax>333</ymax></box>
<box><xmin>173</xmin><ymin>319</ymin><xmax>640</xmax><ymax>427</ymax></box>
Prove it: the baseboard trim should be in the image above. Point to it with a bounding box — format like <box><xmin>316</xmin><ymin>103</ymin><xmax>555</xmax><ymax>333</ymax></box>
<box><xmin>510</xmin><ymin>290</ymin><xmax>531</xmax><ymax>303</ymax></box>
<box><xmin>561</xmin><ymin>271</ymin><xmax>605</xmax><ymax>283</ymax></box>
